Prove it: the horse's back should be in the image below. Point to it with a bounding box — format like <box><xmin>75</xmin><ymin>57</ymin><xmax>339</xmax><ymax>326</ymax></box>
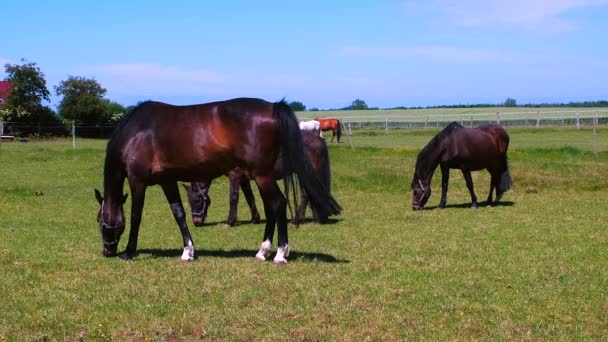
<box><xmin>113</xmin><ymin>98</ymin><xmax>277</xmax><ymax>182</ymax></box>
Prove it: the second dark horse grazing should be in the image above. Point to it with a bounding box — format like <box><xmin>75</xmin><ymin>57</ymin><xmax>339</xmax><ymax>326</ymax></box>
<box><xmin>184</xmin><ymin>131</ymin><xmax>333</xmax><ymax>227</ymax></box>
<box><xmin>411</xmin><ymin>122</ymin><xmax>511</xmax><ymax>210</ymax></box>
<box><xmin>94</xmin><ymin>98</ymin><xmax>341</xmax><ymax>264</ymax></box>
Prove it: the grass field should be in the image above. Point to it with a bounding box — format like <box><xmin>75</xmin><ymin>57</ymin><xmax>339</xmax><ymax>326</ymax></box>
<box><xmin>297</xmin><ymin>106</ymin><xmax>608</xmax><ymax>123</ymax></box>
<box><xmin>1</xmin><ymin>127</ymin><xmax>607</xmax><ymax>340</ymax></box>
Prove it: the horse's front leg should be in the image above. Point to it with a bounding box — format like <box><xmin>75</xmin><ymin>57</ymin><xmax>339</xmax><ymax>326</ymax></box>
<box><xmin>121</xmin><ymin>180</ymin><xmax>146</xmax><ymax>260</ymax></box>
<box><xmin>240</xmin><ymin>179</ymin><xmax>261</xmax><ymax>224</ymax></box>
<box><xmin>462</xmin><ymin>170</ymin><xmax>478</xmax><ymax>208</ymax></box>
<box><xmin>439</xmin><ymin>164</ymin><xmax>449</xmax><ymax>208</ymax></box>
<box><xmin>226</xmin><ymin>172</ymin><xmax>241</xmax><ymax>227</ymax></box>
<box><xmin>294</xmin><ymin>188</ymin><xmax>308</xmax><ymax>225</ymax></box>
<box><xmin>161</xmin><ymin>182</ymin><xmax>195</xmax><ymax>261</ymax></box>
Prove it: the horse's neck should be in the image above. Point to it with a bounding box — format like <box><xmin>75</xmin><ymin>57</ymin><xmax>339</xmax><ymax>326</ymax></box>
<box><xmin>417</xmin><ymin>144</ymin><xmax>442</xmax><ymax>183</ymax></box>
<box><xmin>103</xmin><ymin>149</ymin><xmax>125</xmax><ymax>203</ymax></box>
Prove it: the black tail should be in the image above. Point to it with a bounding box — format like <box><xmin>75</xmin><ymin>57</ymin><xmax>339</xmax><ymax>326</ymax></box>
<box><xmin>336</xmin><ymin>119</ymin><xmax>342</xmax><ymax>143</ymax></box>
<box><xmin>314</xmin><ymin>137</ymin><xmax>332</xmax><ymax>223</ymax></box>
<box><xmin>498</xmin><ymin>157</ymin><xmax>512</xmax><ymax>195</ymax></box>
<box><xmin>273</xmin><ymin>100</ymin><xmax>341</xmax><ymax>220</ymax></box>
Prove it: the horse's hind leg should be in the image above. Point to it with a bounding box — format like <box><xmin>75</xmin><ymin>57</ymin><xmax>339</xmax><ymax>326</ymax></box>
<box><xmin>439</xmin><ymin>164</ymin><xmax>450</xmax><ymax>208</ymax></box>
<box><xmin>161</xmin><ymin>182</ymin><xmax>195</xmax><ymax>261</ymax></box>
<box><xmin>462</xmin><ymin>170</ymin><xmax>478</xmax><ymax>208</ymax></box>
<box><xmin>121</xmin><ymin>179</ymin><xmax>147</xmax><ymax>260</ymax></box>
<box><xmin>241</xmin><ymin>179</ymin><xmax>261</xmax><ymax>224</ymax></box>
<box><xmin>254</xmin><ymin>176</ymin><xmax>289</xmax><ymax>264</ymax></box>
<box><xmin>486</xmin><ymin>171</ymin><xmax>496</xmax><ymax>207</ymax></box>
<box><xmin>331</xmin><ymin>130</ymin><xmax>336</xmax><ymax>143</ymax></box>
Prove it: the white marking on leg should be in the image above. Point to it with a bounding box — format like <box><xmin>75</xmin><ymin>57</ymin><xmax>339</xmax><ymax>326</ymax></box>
<box><xmin>181</xmin><ymin>239</ymin><xmax>194</xmax><ymax>261</ymax></box>
<box><xmin>273</xmin><ymin>244</ymin><xmax>290</xmax><ymax>264</ymax></box>
<box><xmin>255</xmin><ymin>239</ymin><xmax>272</xmax><ymax>261</ymax></box>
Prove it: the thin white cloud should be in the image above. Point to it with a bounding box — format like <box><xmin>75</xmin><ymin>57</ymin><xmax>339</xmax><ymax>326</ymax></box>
<box><xmin>79</xmin><ymin>63</ymin><xmax>233</xmax><ymax>96</ymax></box>
<box><xmin>337</xmin><ymin>45</ymin><xmax>527</xmax><ymax>64</ymax></box>
<box><xmin>403</xmin><ymin>0</ymin><xmax>608</xmax><ymax>33</ymax></box>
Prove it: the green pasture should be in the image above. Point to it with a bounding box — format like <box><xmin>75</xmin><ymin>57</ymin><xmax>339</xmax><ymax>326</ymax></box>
<box><xmin>297</xmin><ymin>106</ymin><xmax>608</xmax><ymax>122</ymax></box>
<box><xmin>1</xmin><ymin>127</ymin><xmax>607</xmax><ymax>340</ymax></box>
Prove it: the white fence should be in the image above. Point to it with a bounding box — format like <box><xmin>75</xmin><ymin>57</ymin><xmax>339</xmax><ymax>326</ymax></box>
<box><xmin>304</xmin><ymin>109</ymin><xmax>608</xmax><ymax>132</ymax></box>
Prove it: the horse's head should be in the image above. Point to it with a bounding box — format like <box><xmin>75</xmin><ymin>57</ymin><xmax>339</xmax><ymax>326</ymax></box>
<box><xmin>95</xmin><ymin>189</ymin><xmax>128</xmax><ymax>257</ymax></box>
<box><xmin>183</xmin><ymin>183</ymin><xmax>210</xmax><ymax>227</ymax></box>
<box><xmin>411</xmin><ymin>177</ymin><xmax>431</xmax><ymax>210</ymax></box>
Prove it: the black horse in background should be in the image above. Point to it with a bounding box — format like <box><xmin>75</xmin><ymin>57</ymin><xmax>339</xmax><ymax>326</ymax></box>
<box><xmin>184</xmin><ymin>131</ymin><xmax>333</xmax><ymax>226</ymax></box>
<box><xmin>411</xmin><ymin>122</ymin><xmax>511</xmax><ymax>210</ymax></box>
<box><xmin>94</xmin><ymin>98</ymin><xmax>340</xmax><ymax>264</ymax></box>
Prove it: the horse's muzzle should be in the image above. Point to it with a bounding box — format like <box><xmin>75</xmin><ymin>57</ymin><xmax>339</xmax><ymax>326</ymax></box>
<box><xmin>192</xmin><ymin>216</ymin><xmax>204</xmax><ymax>227</ymax></box>
<box><xmin>412</xmin><ymin>203</ymin><xmax>423</xmax><ymax>211</ymax></box>
<box><xmin>102</xmin><ymin>244</ymin><xmax>118</xmax><ymax>257</ymax></box>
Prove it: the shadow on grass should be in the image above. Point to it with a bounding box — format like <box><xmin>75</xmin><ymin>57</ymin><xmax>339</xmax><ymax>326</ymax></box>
<box><xmin>194</xmin><ymin>217</ymin><xmax>342</xmax><ymax>228</ymax></box>
<box><xmin>135</xmin><ymin>248</ymin><xmax>350</xmax><ymax>264</ymax></box>
<box><xmin>425</xmin><ymin>201</ymin><xmax>515</xmax><ymax>210</ymax></box>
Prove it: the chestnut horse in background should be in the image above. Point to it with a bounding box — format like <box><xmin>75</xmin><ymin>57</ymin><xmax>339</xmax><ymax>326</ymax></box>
<box><xmin>411</xmin><ymin>122</ymin><xmax>511</xmax><ymax>210</ymax></box>
<box><xmin>94</xmin><ymin>98</ymin><xmax>341</xmax><ymax>264</ymax></box>
<box><xmin>185</xmin><ymin>130</ymin><xmax>334</xmax><ymax>227</ymax></box>
<box><xmin>315</xmin><ymin>118</ymin><xmax>342</xmax><ymax>143</ymax></box>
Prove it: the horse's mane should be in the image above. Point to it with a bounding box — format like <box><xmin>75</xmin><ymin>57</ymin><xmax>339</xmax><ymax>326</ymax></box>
<box><xmin>414</xmin><ymin>122</ymin><xmax>463</xmax><ymax>179</ymax></box>
<box><xmin>103</xmin><ymin>101</ymin><xmax>153</xmax><ymax>189</ymax></box>
<box><xmin>109</xmin><ymin>101</ymin><xmax>152</xmax><ymax>141</ymax></box>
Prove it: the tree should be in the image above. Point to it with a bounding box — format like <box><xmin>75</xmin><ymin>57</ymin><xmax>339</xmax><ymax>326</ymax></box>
<box><xmin>3</xmin><ymin>59</ymin><xmax>53</xmax><ymax>123</ymax></box>
<box><xmin>55</xmin><ymin>76</ymin><xmax>109</xmax><ymax>124</ymax></box>
<box><xmin>288</xmin><ymin>101</ymin><xmax>306</xmax><ymax>112</ymax></box>
<box><xmin>504</xmin><ymin>97</ymin><xmax>517</xmax><ymax>107</ymax></box>
<box><xmin>106</xmin><ymin>100</ymin><xmax>127</xmax><ymax>123</ymax></box>
<box><xmin>350</xmin><ymin>99</ymin><xmax>368</xmax><ymax>110</ymax></box>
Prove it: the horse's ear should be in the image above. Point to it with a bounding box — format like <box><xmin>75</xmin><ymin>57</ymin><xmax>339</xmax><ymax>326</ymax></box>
<box><xmin>121</xmin><ymin>193</ymin><xmax>129</xmax><ymax>204</ymax></box>
<box><xmin>94</xmin><ymin>189</ymin><xmax>103</xmax><ymax>205</ymax></box>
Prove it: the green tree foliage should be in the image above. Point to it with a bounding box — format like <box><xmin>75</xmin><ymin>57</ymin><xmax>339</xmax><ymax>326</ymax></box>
<box><xmin>504</xmin><ymin>97</ymin><xmax>517</xmax><ymax>107</ymax></box>
<box><xmin>3</xmin><ymin>59</ymin><xmax>56</xmax><ymax>124</ymax></box>
<box><xmin>288</xmin><ymin>101</ymin><xmax>306</xmax><ymax>111</ymax></box>
<box><xmin>55</xmin><ymin>76</ymin><xmax>110</xmax><ymax>124</ymax></box>
<box><xmin>106</xmin><ymin>100</ymin><xmax>127</xmax><ymax>123</ymax></box>
<box><xmin>350</xmin><ymin>99</ymin><xmax>369</xmax><ymax>110</ymax></box>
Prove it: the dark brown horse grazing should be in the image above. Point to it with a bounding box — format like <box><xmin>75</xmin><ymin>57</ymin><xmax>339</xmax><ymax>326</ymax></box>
<box><xmin>94</xmin><ymin>98</ymin><xmax>341</xmax><ymax>264</ymax></box>
<box><xmin>315</xmin><ymin>118</ymin><xmax>342</xmax><ymax>143</ymax></box>
<box><xmin>184</xmin><ymin>130</ymin><xmax>333</xmax><ymax>227</ymax></box>
<box><xmin>411</xmin><ymin>122</ymin><xmax>511</xmax><ymax>210</ymax></box>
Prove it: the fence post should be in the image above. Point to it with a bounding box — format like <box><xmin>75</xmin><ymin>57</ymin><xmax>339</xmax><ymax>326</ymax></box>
<box><xmin>496</xmin><ymin>112</ymin><xmax>500</xmax><ymax>125</ymax></box>
<box><xmin>385</xmin><ymin>118</ymin><xmax>388</xmax><ymax>134</ymax></box>
<box><xmin>0</xmin><ymin>120</ymin><xmax>3</xmax><ymax>149</ymax></box>
<box><xmin>348</xmin><ymin>121</ymin><xmax>352</xmax><ymax>135</ymax></box>
<box><xmin>576</xmin><ymin>112</ymin><xmax>580</xmax><ymax>129</ymax></box>
<box><xmin>593</xmin><ymin>113</ymin><xmax>598</xmax><ymax>156</ymax></box>
<box><xmin>425</xmin><ymin>116</ymin><xmax>429</xmax><ymax>130</ymax></box>
<box><xmin>340</xmin><ymin>120</ymin><xmax>354</xmax><ymax>150</ymax></box>
<box><xmin>536</xmin><ymin>111</ymin><xmax>541</xmax><ymax>128</ymax></box>
<box><xmin>72</xmin><ymin>121</ymin><xmax>76</xmax><ymax>150</ymax></box>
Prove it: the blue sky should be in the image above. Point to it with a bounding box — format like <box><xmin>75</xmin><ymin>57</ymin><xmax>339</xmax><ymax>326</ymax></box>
<box><xmin>2</xmin><ymin>0</ymin><xmax>607</xmax><ymax>109</ymax></box>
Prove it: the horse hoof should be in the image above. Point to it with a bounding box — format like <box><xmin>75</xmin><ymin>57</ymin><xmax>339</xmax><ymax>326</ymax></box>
<box><xmin>273</xmin><ymin>259</ymin><xmax>288</xmax><ymax>266</ymax></box>
<box><xmin>180</xmin><ymin>256</ymin><xmax>194</xmax><ymax>262</ymax></box>
<box><xmin>255</xmin><ymin>254</ymin><xmax>266</xmax><ymax>262</ymax></box>
<box><xmin>223</xmin><ymin>223</ymin><xmax>231</xmax><ymax>229</ymax></box>
<box><xmin>119</xmin><ymin>252</ymin><xmax>134</xmax><ymax>261</ymax></box>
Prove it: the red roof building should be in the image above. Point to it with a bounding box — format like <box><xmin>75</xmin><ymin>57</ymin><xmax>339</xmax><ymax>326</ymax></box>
<box><xmin>0</xmin><ymin>81</ymin><xmax>10</xmax><ymax>106</ymax></box>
